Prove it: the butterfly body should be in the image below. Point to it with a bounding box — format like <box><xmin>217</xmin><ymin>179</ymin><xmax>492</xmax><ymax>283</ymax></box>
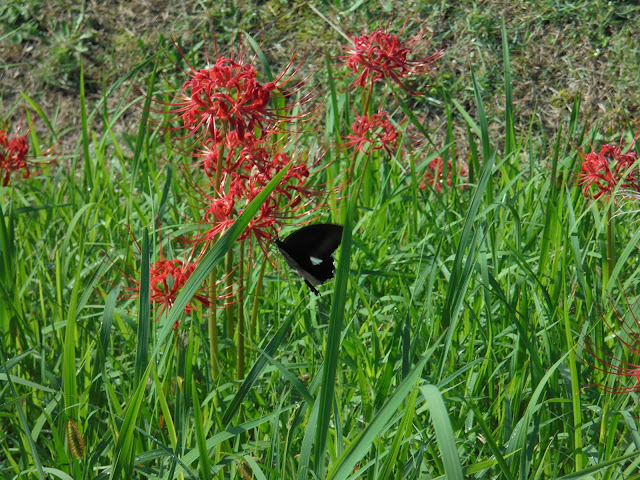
<box><xmin>275</xmin><ymin>223</ymin><xmax>343</xmax><ymax>295</ymax></box>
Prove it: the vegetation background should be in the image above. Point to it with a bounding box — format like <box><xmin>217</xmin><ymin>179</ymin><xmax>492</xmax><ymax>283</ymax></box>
<box><xmin>1</xmin><ymin>0</ymin><xmax>640</xmax><ymax>479</ymax></box>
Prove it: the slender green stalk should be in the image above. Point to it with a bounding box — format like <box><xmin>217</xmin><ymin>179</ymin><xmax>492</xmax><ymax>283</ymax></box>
<box><xmin>346</xmin><ymin>81</ymin><xmax>374</xmax><ymax>184</ymax></box>
<box><xmin>225</xmin><ymin>249</ymin><xmax>235</xmax><ymax>340</ymax></box>
<box><xmin>563</xmin><ymin>284</ymin><xmax>584</xmax><ymax>471</ymax></box>
<box><xmin>208</xmin><ymin>270</ymin><xmax>219</xmax><ymax>380</ymax></box>
<box><xmin>237</xmin><ymin>240</ymin><xmax>245</xmax><ymax>380</ymax></box>
<box><xmin>605</xmin><ymin>205</ymin><xmax>614</xmax><ymax>292</ymax></box>
<box><xmin>250</xmin><ymin>258</ymin><xmax>268</xmax><ymax>339</ymax></box>
<box><xmin>207</xmin><ymin>121</ymin><xmax>229</xmax><ymax>380</ymax></box>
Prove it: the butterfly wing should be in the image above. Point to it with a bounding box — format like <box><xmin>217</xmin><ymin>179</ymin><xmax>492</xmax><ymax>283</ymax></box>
<box><xmin>281</xmin><ymin>224</ymin><xmax>343</xmax><ymax>258</ymax></box>
<box><xmin>276</xmin><ymin>224</ymin><xmax>343</xmax><ymax>292</ymax></box>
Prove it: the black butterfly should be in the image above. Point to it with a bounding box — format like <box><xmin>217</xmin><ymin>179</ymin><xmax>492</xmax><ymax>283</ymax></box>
<box><xmin>275</xmin><ymin>223</ymin><xmax>343</xmax><ymax>295</ymax></box>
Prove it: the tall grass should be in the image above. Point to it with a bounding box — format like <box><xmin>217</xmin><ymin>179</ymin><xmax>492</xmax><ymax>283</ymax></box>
<box><xmin>1</xmin><ymin>18</ymin><xmax>640</xmax><ymax>480</ymax></box>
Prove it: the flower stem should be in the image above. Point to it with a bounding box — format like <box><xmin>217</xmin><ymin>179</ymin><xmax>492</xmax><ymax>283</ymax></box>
<box><xmin>346</xmin><ymin>81</ymin><xmax>375</xmax><ymax>189</ymax></box>
<box><xmin>208</xmin><ymin>271</ymin><xmax>219</xmax><ymax>380</ymax></box>
<box><xmin>225</xmin><ymin>250</ymin><xmax>235</xmax><ymax>339</ymax></box>
<box><xmin>207</xmin><ymin>121</ymin><xmax>228</xmax><ymax>381</ymax></box>
<box><xmin>605</xmin><ymin>205</ymin><xmax>614</xmax><ymax>291</ymax></box>
<box><xmin>237</xmin><ymin>240</ymin><xmax>245</xmax><ymax>380</ymax></box>
<box><xmin>362</xmin><ymin>80</ymin><xmax>374</xmax><ymax>117</ymax></box>
<box><xmin>250</xmin><ymin>258</ymin><xmax>268</xmax><ymax>340</ymax></box>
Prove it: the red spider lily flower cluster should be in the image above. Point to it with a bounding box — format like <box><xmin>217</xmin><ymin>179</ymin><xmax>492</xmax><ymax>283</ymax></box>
<box><xmin>0</xmin><ymin>115</ymin><xmax>56</xmax><ymax>187</ymax></box>
<box><xmin>194</xmin><ymin>145</ymin><xmax>321</xmax><ymax>252</ymax></box>
<box><xmin>164</xmin><ymin>42</ymin><xmax>313</xmax><ymax>151</ymax></box>
<box><xmin>420</xmin><ymin>156</ymin><xmax>469</xmax><ymax>193</ymax></box>
<box><xmin>150</xmin><ymin>258</ymin><xmax>210</xmax><ymax>319</ymax></box>
<box><xmin>160</xmin><ymin>37</ymin><xmax>325</xmax><ymax>261</ymax></box>
<box><xmin>119</xmin><ymin>241</ymin><xmax>231</xmax><ymax>327</ymax></box>
<box><xmin>582</xmin><ymin>298</ymin><xmax>640</xmax><ymax>394</ymax></box>
<box><xmin>344</xmin><ymin>112</ymin><xmax>399</xmax><ymax>156</ymax></box>
<box><xmin>344</xmin><ymin>26</ymin><xmax>443</xmax><ymax>93</ymax></box>
<box><xmin>577</xmin><ymin>135</ymin><xmax>640</xmax><ymax>199</ymax></box>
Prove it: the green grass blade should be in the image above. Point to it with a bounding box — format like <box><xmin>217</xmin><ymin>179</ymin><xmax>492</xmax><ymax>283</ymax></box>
<box><xmin>417</xmin><ymin>384</ymin><xmax>464</xmax><ymax>480</ymax></box>
<box><xmin>439</xmin><ymin>153</ymin><xmax>495</xmax><ymax>377</ymax></box>
<box><xmin>313</xmin><ymin>199</ymin><xmax>353</xmax><ymax>476</ymax></box>
<box><xmin>192</xmin><ymin>378</ymin><xmax>212</xmax><ymax>477</ymax></box>
<box><xmin>502</xmin><ymin>19</ymin><xmax>515</xmax><ymax>157</ymax></box>
<box><xmin>87</xmin><ymin>284</ymin><xmax>120</xmax><ymax>438</ymax></box>
<box><xmin>472</xmin><ymin>69</ymin><xmax>492</xmax><ymax>162</ymax></box>
<box><xmin>164</xmin><ymin>408</ymin><xmax>293</xmax><ymax>479</ymax></box>
<box><xmin>506</xmin><ymin>351</ymin><xmax>570</xmax><ymax>478</ymax></box>
<box><xmin>109</xmin><ymin>364</ymin><xmax>151</xmax><ymax>479</ymax></box>
<box><xmin>377</xmin><ymin>387</ymin><xmax>419</xmax><ymax>480</ymax></box>
<box><xmin>109</xmin><ymin>229</ymin><xmax>151</xmax><ymax>479</ymax></box>
<box><xmin>297</xmin><ymin>396</ymin><xmax>320</xmax><ymax>480</ymax></box>
<box><xmin>63</xmin><ymin>232</ymin><xmax>87</xmax><ymax>420</ymax></box>
<box><xmin>469</xmin><ymin>403</ymin><xmax>512</xmax><ymax>478</ymax></box>
<box><xmin>452</xmin><ymin>98</ymin><xmax>481</xmax><ymax>137</ymax></box>
<box><xmin>134</xmin><ymin>228</ymin><xmax>150</xmax><ymax>386</ymax></box>
<box><xmin>79</xmin><ymin>62</ymin><xmax>92</xmax><ymax>192</ymax></box>
<box><xmin>244</xmin><ymin>32</ymin><xmax>274</xmax><ymax>83</ymax></box>
<box><xmin>127</xmin><ymin>59</ymin><xmax>157</xmax><ymax>222</ymax></box>
<box><xmin>157</xmin><ymin>159</ymin><xmax>293</xmax><ymax>358</ymax></box>
<box><xmin>556</xmin><ymin>451</ymin><xmax>640</xmax><ymax>480</ymax></box>
<box><xmin>21</xmin><ymin>93</ymin><xmax>56</xmax><ymax>137</ymax></box>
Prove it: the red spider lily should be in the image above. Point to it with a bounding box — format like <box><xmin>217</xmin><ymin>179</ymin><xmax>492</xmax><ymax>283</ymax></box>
<box><xmin>0</xmin><ymin>115</ymin><xmax>56</xmax><ymax>186</ymax></box>
<box><xmin>197</xmin><ymin>171</ymin><xmax>318</xmax><ymax>246</ymax></box>
<box><xmin>159</xmin><ymin>38</ymin><xmax>316</xmax><ymax>147</ymax></box>
<box><xmin>582</xmin><ymin>296</ymin><xmax>640</xmax><ymax>394</ymax></box>
<box><xmin>149</xmin><ymin>258</ymin><xmax>210</xmax><ymax>322</ymax></box>
<box><xmin>343</xmin><ymin>26</ymin><xmax>443</xmax><ymax>93</ymax></box>
<box><xmin>117</xmin><ymin>235</ymin><xmax>232</xmax><ymax>327</ymax></box>
<box><xmin>344</xmin><ymin>112</ymin><xmax>399</xmax><ymax>156</ymax></box>
<box><xmin>185</xmin><ymin>145</ymin><xmax>325</xmax><ymax>261</ymax></box>
<box><xmin>420</xmin><ymin>156</ymin><xmax>469</xmax><ymax>193</ymax></box>
<box><xmin>577</xmin><ymin>134</ymin><xmax>640</xmax><ymax>199</ymax></box>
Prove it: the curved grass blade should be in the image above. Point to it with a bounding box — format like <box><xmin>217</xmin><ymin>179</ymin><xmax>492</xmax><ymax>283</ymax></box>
<box><xmin>313</xmin><ymin>200</ymin><xmax>353</xmax><ymax>475</ymax></box>
<box><xmin>417</xmin><ymin>384</ymin><xmax>464</xmax><ymax>480</ymax></box>
<box><xmin>243</xmin><ymin>32</ymin><xmax>274</xmax><ymax>82</ymax></box>
<box><xmin>156</xmin><ymin>159</ymin><xmax>293</xmax><ymax>359</ymax></box>
<box><xmin>134</xmin><ymin>228</ymin><xmax>150</xmax><ymax>386</ymax></box>
<box><xmin>21</xmin><ymin>94</ymin><xmax>56</xmax><ymax>137</ymax></box>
